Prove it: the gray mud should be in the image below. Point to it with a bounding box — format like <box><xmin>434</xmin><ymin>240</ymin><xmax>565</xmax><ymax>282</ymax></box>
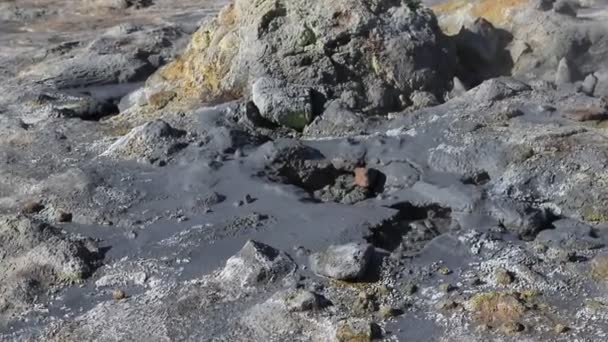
<box><xmin>3</xmin><ymin>0</ymin><xmax>608</xmax><ymax>341</ymax></box>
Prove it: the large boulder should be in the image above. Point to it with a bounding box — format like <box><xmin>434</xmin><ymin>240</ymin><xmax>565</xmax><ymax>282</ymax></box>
<box><xmin>149</xmin><ymin>0</ymin><xmax>455</xmax><ymax>122</ymax></box>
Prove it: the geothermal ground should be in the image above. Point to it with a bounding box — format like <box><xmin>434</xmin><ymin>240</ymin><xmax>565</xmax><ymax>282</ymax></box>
<box><xmin>2</xmin><ymin>0</ymin><xmax>608</xmax><ymax>341</ymax></box>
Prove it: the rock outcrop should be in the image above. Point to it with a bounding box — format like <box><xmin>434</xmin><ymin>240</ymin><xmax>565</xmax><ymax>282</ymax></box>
<box><xmin>432</xmin><ymin>0</ymin><xmax>608</xmax><ymax>90</ymax></box>
<box><xmin>148</xmin><ymin>0</ymin><xmax>455</xmax><ymax>128</ymax></box>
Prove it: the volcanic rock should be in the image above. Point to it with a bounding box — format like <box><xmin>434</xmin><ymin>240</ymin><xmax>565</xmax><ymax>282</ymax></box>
<box><xmin>309</xmin><ymin>243</ymin><xmax>374</xmax><ymax>281</ymax></box>
<box><xmin>149</xmin><ymin>0</ymin><xmax>455</xmax><ymax>123</ymax></box>
<box><xmin>218</xmin><ymin>240</ymin><xmax>296</xmax><ymax>288</ymax></box>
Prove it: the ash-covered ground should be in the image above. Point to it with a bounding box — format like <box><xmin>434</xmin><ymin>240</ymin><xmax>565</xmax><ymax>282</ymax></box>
<box><xmin>2</xmin><ymin>0</ymin><xmax>608</xmax><ymax>341</ymax></box>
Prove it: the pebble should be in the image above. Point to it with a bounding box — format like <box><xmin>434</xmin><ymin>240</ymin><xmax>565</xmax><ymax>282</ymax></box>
<box><xmin>56</xmin><ymin>210</ymin><xmax>73</xmax><ymax>223</ymax></box>
<box><xmin>125</xmin><ymin>230</ymin><xmax>138</xmax><ymax>239</ymax></box>
<box><xmin>438</xmin><ymin>266</ymin><xmax>452</xmax><ymax>275</ymax></box>
<box><xmin>112</xmin><ymin>289</ymin><xmax>126</xmax><ymax>301</ymax></box>
<box><xmin>294</xmin><ymin>246</ymin><xmax>310</xmax><ymax>257</ymax></box>
<box><xmin>244</xmin><ymin>194</ymin><xmax>255</xmax><ymax>204</ymax></box>
<box><xmin>439</xmin><ymin>283</ymin><xmax>456</xmax><ymax>293</ymax></box>
<box><xmin>403</xmin><ymin>284</ymin><xmax>417</xmax><ymax>295</ymax></box>
<box><xmin>554</xmin><ymin>324</ymin><xmax>570</xmax><ymax>334</ymax></box>
<box><xmin>501</xmin><ymin>322</ymin><xmax>525</xmax><ymax>334</ymax></box>
<box><xmin>435</xmin><ymin>299</ymin><xmax>459</xmax><ymax>311</ymax></box>
<box><xmin>495</xmin><ymin>268</ymin><xmax>514</xmax><ymax>285</ymax></box>
<box><xmin>378</xmin><ymin>305</ymin><xmax>398</xmax><ymax>319</ymax></box>
<box><xmin>22</xmin><ymin>200</ymin><xmax>44</xmax><ymax>214</ymax></box>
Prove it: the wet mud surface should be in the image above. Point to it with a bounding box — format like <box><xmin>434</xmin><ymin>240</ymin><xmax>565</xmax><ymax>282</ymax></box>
<box><xmin>2</xmin><ymin>0</ymin><xmax>608</xmax><ymax>341</ymax></box>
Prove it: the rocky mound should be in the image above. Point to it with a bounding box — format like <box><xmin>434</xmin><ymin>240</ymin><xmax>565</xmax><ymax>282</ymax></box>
<box><xmin>146</xmin><ymin>0</ymin><xmax>455</xmax><ymax>128</ymax></box>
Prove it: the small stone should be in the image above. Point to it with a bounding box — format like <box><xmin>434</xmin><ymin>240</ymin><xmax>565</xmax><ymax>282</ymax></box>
<box><xmin>439</xmin><ymin>283</ymin><xmax>456</xmax><ymax>293</ymax></box>
<box><xmin>518</xmin><ymin>289</ymin><xmax>539</xmax><ymax>303</ymax></box>
<box><xmin>585</xmin><ymin>299</ymin><xmax>604</xmax><ymax>311</ymax></box>
<box><xmin>403</xmin><ymin>283</ymin><xmax>418</xmax><ymax>295</ymax></box>
<box><xmin>553</xmin><ymin>0</ymin><xmax>578</xmax><ymax>16</ymax></box>
<box><xmin>294</xmin><ymin>246</ymin><xmax>310</xmax><ymax>257</ymax></box>
<box><xmin>309</xmin><ymin>243</ymin><xmax>374</xmax><ymax>281</ymax></box>
<box><xmin>147</xmin><ymin>90</ymin><xmax>176</xmax><ymax>110</ymax></box>
<box><xmin>500</xmin><ymin>322</ymin><xmax>525</xmax><ymax>334</ymax></box>
<box><xmin>539</xmin><ymin>104</ymin><xmax>557</xmax><ymax>112</ymax></box>
<box><xmin>233</xmin><ymin>200</ymin><xmax>244</xmax><ymax>207</ymax></box>
<box><xmin>566</xmin><ymin>107</ymin><xmax>608</xmax><ymax>122</ymax></box>
<box><xmin>112</xmin><ymin>289</ymin><xmax>126</xmax><ymax>301</ymax></box>
<box><xmin>467</xmin><ymin>292</ymin><xmax>525</xmax><ymax>329</ymax></box>
<box><xmin>336</xmin><ymin>319</ymin><xmax>375</xmax><ymax>342</ymax></box>
<box><xmin>218</xmin><ymin>240</ymin><xmax>296</xmax><ymax>287</ymax></box>
<box><xmin>283</xmin><ymin>289</ymin><xmax>325</xmax><ymax>312</ymax></box>
<box><xmin>502</xmin><ymin>106</ymin><xmax>524</xmax><ymax>119</ymax></box>
<box><xmin>378</xmin><ymin>305</ymin><xmax>399</xmax><ymax>319</ymax></box>
<box><xmin>56</xmin><ymin>210</ymin><xmax>73</xmax><ymax>223</ymax></box>
<box><xmin>244</xmin><ymin>194</ymin><xmax>255</xmax><ymax>204</ymax></box>
<box><xmin>555</xmin><ymin>57</ymin><xmax>573</xmax><ymax>86</ymax></box>
<box><xmin>353</xmin><ymin>292</ymin><xmax>378</xmax><ymax>315</ymax></box>
<box><xmin>438</xmin><ymin>266</ymin><xmax>452</xmax><ymax>275</ymax></box>
<box><xmin>22</xmin><ymin>200</ymin><xmax>44</xmax><ymax>214</ymax></box>
<box><xmin>435</xmin><ymin>299</ymin><xmax>459</xmax><ymax>311</ymax></box>
<box><xmin>582</xmin><ymin>74</ymin><xmax>598</xmax><ymax>95</ymax></box>
<box><xmin>535</xmin><ymin>0</ymin><xmax>555</xmax><ymax>11</ymax></box>
<box><xmin>125</xmin><ymin>230</ymin><xmax>138</xmax><ymax>239</ymax></box>
<box><xmin>375</xmin><ymin>285</ymin><xmax>391</xmax><ymax>297</ymax></box>
<box><xmin>509</xmin><ymin>40</ymin><xmax>531</xmax><ymax>63</ymax></box>
<box><xmin>495</xmin><ymin>268</ymin><xmax>514</xmax><ymax>285</ymax></box>
<box><xmin>550</xmin><ymin>249</ymin><xmax>576</xmax><ymax>263</ymax></box>
<box><xmin>554</xmin><ymin>324</ymin><xmax>570</xmax><ymax>334</ymax></box>
<box><xmin>94</xmin><ymin>0</ymin><xmax>152</xmax><ymax>10</ymax></box>
<box><xmin>470</xmin><ymin>277</ymin><xmax>484</xmax><ymax>286</ymax></box>
<box><xmin>591</xmin><ymin>254</ymin><xmax>608</xmax><ymax>280</ymax></box>
<box><xmin>534</xmin><ymin>244</ymin><xmax>548</xmax><ymax>254</ymax></box>
<box><xmin>409</xmin><ymin>91</ymin><xmax>439</xmax><ymax>109</ymax></box>
<box><xmin>451</xmin><ymin>76</ymin><xmax>467</xmax><ymax>97</ymax></box>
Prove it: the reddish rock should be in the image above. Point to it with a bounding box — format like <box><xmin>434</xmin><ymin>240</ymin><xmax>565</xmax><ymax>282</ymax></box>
<box><xmin>354</xmin><ymin>167</ymin><xmax>378</xmax><ymax>188</ymax></box>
